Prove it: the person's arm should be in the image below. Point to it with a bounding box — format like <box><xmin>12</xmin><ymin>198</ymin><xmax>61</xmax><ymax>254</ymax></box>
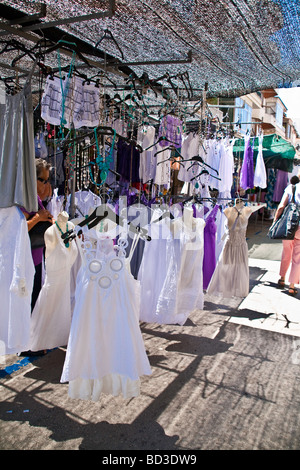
<box><xmin>273</xmin><ymin>193</ymin><xmax>289</xmax><ymax>222</ymax></box>
<box><xmin>24</xmin><ymin>209</ymin><xmax>53</xmax><ymax>231</ymax></box>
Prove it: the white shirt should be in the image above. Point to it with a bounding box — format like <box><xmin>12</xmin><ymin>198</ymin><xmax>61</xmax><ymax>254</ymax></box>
<box><xmin>282</xmin><ymin>182</ymin><xmax>300</xmax><ymax>204</ymax></box>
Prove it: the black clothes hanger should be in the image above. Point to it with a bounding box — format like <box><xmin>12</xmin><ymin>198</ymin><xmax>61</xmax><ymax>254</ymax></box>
<box><xmin>154</xmin><ymin>146</ymin><xmax>183</xmax><ymax>159</ymax></box>
<box><xmin>79</xmin><ymin>205</ymin><xmax>151</xmax><ymax>240</ymax></box>
<box><xmin>42</xmin><ymin>39</ymin><xmax>91</xmax><ymax>67</ymax></box>
<box><xmin>190</xmin><ymin>168</ymin><xmax>221</xmax><ymax>182</ymax></box>
<box><xmin>94</xmin><ymin>29</ymin><xmax>125</xmax><ymax>61</ymax></box>
<box><xmin>143</xmin><ymin>135</ymin><xmax>179</xmax><ymax>151</ymax></box>
<box><xmin>182</xmin><ymin>155</ymin><xmax>218</xmax><ymax>174</ymax></box>
<box><xmin>152</xmin><ymin>210</ymin><xmax>175</xmax><ymax>224</ymax></box>
<box><xmin>62</xmin><ymin>206</ymin><xmax>151</xmax><ymax>245</ymax></box>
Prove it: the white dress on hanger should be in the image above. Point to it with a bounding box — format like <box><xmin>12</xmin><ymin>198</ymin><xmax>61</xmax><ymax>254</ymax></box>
<box><xmin>30</xmin><ymin>216</ymin><xmax>79</xmax><ymax>351</ymax></box>
<box><xmin>137</xmin><ymin>125</ymin><xmax>156</xmax><ymax>183</ymax></box>
<box><xmin>74</xmin><ymin>190</ymin><xmax>101</xmax><ymax>217</ymax></box>
<box><xmin>60</xmin><ymin>227</ymin><xmax>152</xmax><ymax>400</ymax></box>
<box><xmin>218</xmin><ymin>139</ymin><xmax>235</xmax><ymax>200</ymax></box>
<box><xmin>138</xmin><ymin>208</ymin><xmax>205</xmax><ymax>325</ymax></box>
<box><xmin>178</xmin><ymin>132</ymin><xmax>200</xmax><ymax>182</ymax></box>
<box><xmin>154</xmin><ymin>144</ymin><xmax>171</xmax><ymax>186</ymax></box>
<box><xmin>253</xmin><ymin>135</ymin><xmax>267</xmax><ymax>188</ymax></box>
<box><xmin>207</xmin><ymin>204</ymin><xmax>252</xmax><ymax>298</ymax></box>
<box><xmin>0</xmin><ymin>207</ymin><xmax>35</xmax><ymax>354</ymax></box>
<box><xmin>47</xmin><ymin>189</ymin><xmax>65</xmax><ymax>220</ymax></box>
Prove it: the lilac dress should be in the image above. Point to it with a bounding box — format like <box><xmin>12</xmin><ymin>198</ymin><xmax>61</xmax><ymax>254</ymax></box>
<box><xmin>240</xmin><ymin>136</ymin><xmax>254</xmax><ymax>190</ymax></box>
<box><xmin>158</xmin><ymin>114</ymin><xmax>183</xmax><ymax>148</ymax></box>
<box><xmin>203</xmin><ymin>205</ymin><xmax>219</xmax><ymax>290</ymax></box>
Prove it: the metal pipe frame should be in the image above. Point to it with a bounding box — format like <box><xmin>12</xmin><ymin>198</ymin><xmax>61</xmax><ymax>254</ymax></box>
<box><xmin>22</xmin><ymin>0</ymin><xmax>116</xmax><ymax>32</ymax></box>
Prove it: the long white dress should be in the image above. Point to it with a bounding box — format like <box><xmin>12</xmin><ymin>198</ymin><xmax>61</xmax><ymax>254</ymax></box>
<box><xmin>207</xmin><ymin>205</ymin><xmax>251</xmax><ymax>298</ymax></box>
<box><xmin>138</xmin><ymin>208</ymin><xmax>205</xmax><ymax>325</ymax></box>
<box><xmin>60</xmin><ymin>228</ymin><xmax>152</xmax><ymax>400</ymax></box>
<box><xmin>253</xmin><ymin>134</ymin><xmax>267</xmax><ymax>188</ymax></box>
<box><xmin>30</xmin><ymin>222</ymin><xmax>79</xmax><ymax>351</ymax></box>
<box><xmin>0</xmin><ymin>207</ymin><xmax>35</xmax><ymax>354</ymax></box>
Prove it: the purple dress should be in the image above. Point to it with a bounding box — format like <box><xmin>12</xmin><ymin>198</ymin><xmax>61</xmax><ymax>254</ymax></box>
<box><xmin>240</xmin><ymin>137</ymin><xmax>254</xmax><ymax>190</ymax></box>
<box><xmin>203</xmin><ymin>204</ymin><xmax>219</xmax><ymax>290</ymax></box>
<box><xmin>272</xmin><ymin>170</ymin><xmax>288</xmax><ymax>203</ymax></box>
<box><xmin>158</xmin><ymin>114</ymin><xmax>183</xmax><ymax>148</ymax></box>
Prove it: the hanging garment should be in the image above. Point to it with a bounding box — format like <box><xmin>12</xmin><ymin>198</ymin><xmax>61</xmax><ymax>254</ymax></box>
<box><xmin>111</xmin><ymin>118</ymin><xmax>128</xmax><ymax>137</ymax></box>
<box><xmin>203</xmin><ymin>204</ymin><xmax>219</xmax><ymax>290</ymax></box>
<box><xmin>158</xmin><ymin>114</ymin><xmax>183</xmax><ymax>148</ymax></box>
<box><xmin>137</xmin><ymin>125</ymin><xmax>156</xmax><ymax>183</ymax></box>
<box><xmin>138</xmin><ymin>208</ymin><xmax>205</xmax><ymax>325</ymax></box>
<box><xmin>41</xmin><ymin>75</ymin><xmax>102</xmax><ymax>129</ymax></box>
<box><xmin>178</xmin><ymin>132</ymin><xmax>200</xmax><ymax>182</ymax></box>
<box><xmin>60</xmin><ymin>229</ymin><xmax>152</xmax><ymax>400</ymax></box>
<box><xmin>154</xmin><ymin>144</ymin><xmax>171</xmax><ymax>186</ymax></box>
<box><xmin>46</xmin><ymin>147</ymin><xmax>65</xmax><ymax>188</ymax></box>
<box><xmin>47</xmin><ymin>190</ymin><xmax>66</xmax><ymax>220</ymax></box>
<box><xmin>207</xmin><ymin>204</ymin><xmax>252</xmax><ymax>298</ymax></box>
<box><xmin>117</xmin><ymin>140</ymin><xmax>140</xmax><ymax>184</ymax></box>
<box><xmin>0</xmin><ymin>207</ymin><xmax>35</xmax><ymax>354</ymax></box>
<box><xmin>205</xmin><ymin>140</ymin><xmax>221</xmax><ymax>188</ymax></box>
<box><xmin>125</xmin><ymin>204</ymin><xmax>153</xmax><ymax>279</ymax></box>
<box><xmin>272</xmin><ymin>169</ymin><xmax>289</xmax><ymax>203</ymax></box>
<box><xmin>240</xmin><ymin>135</ymin><xmax>254</xmax><ymax>191</ymax></box>
<box><xmin>265</xmin><ymin>168</ymin><xmax>278</xmax><ymax>210</ymax></box>
<box><xmin>29</xmin><ymin>221</ymin><xmax>79</xmax><ymax>352</ymax></box>
<box><xmin>253</xmin><ymin>135</ymin><xmax>267</xmax><ymax>188</ymax></box>
<box><xmin>72</xmin><ymin>79</ymin><xmax>101</xmax><ymax>129</ymax></box>
<box><xmin>0</xmin><ymin>68</ymin><xmax>37</xmax><ymax>213</ymax></box>
<box><xmin>218</xmin><ymin>139</ymin><xmax>235</xmax><ymax>199</ymax></box>
<box><xmin>41</xmin><ymin>75</ymin><xmax>64</xmax><ymax>126</ymax></box>
<box><xmin>34</xmin><ymin>131</ymin><xmax>48</xmax><ymax>159</ymax></box>
<box><xmin>73</xmin><ymin>190</ymin><xmax>101</xmax><ymax>217</ymax></box>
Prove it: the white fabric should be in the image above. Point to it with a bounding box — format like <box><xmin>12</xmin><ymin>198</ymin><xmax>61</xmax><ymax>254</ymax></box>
<box><xmin>41</xmin><ymin>76</ymin><xmax>63</xmax><ymax>126</ymax></box>
<box><xmin>60</xmin><ymin>229</ymin><xmax>152</xmax><ymax>400</ymax></box>
<box><xmin>41</xmin><ymin>75</ymin><xmax>102</xmax><ymax>129</ymax></box>
<box><xmin>138</xmin><ymin>208</ymin><xmax>205</xmax><ymax>325</ymax></box>
<box><xmin>137</xmin><ymin>125</ymin><xmax>156</xmax><ymax>183</ymax></box>
<box><xmin>205</xmin><ymin>140</ymin><xmax>221</xmax><ymax>188</ymax></box>
<box><xmin>218</xmin><ymin>139</ymin><xmax>235</xmax><ymax>199</ymax></box>
<box><xmin>30</xmin><ymin>221</ymin><xmax>79</xmax><ymax>351</ymax></box>
<box><xmin>178</xmin><ymin>133</ymin><xmax>200</xmax><ymax>182</ymax></box>
<box><xmin>207</xmin><ymin>205</ymin><xmax>251</xmax><ymax>298</ymax></box>
<box><xmin>154</xmin><ymin>144</ymin><xmax>171</xmax><ymax>186</ymax></box>
<box><xmin>282</xmin><ymin>182</ymin><xmax>300</xmax><ymax>204</ymax></box>
<box><xmin>253</xmin><ymin>135</ymin><xmax>267</xmax><ymax>188</ymax></box>
<box><xmin>0</xmin><ymin>207</ymin><xmax>35</xmax><ymax>354</ymax></box>
<box><xmin>71</xmin><ymin>79</ymin><xmax>101</xmax><ymax>129</ymax></box>
<box><xmin>73</xmin><ymin>190</ymin><xmax>101</xmax><ymax>217</ymax></box>
<box><xmin>47</xmin><ymin>189</ymin><xmax>66</xmax><ymax>220</ymax></box>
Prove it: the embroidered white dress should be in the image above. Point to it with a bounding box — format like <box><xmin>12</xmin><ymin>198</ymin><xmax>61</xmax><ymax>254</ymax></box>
<box><xmin>0</xmin><ymin>207</ymin><xmax>35</xmax><ymax>354</ymax></box>
<box><xmin>60</xmin><ymin>228</ymin><xmax>152</xmax><ymax>400</ymax></box>
<box><xmin>30</xmin><ymin>222</ymin><xmax>79</xmax><ymax>351</ymax></box>
<box><xmin>138</xmin><ymin>209</ymin><xmax>205</xmax><ymax>325</ymax></box>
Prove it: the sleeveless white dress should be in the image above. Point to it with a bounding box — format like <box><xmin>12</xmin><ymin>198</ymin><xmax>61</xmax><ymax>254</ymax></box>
<box><xmin>30</xmin><ymin>223</ymin><xmax>79</xmax><ymax>351</ymax></box>
<box><xmin>60</xmin><ymin>228</ymin><xmax>152</xmax><ymax>400</ymax></box>
<box><xmin>207</xmin><ymin>206</ymin><xmax>250</xmax><ymax>298</ymax></box>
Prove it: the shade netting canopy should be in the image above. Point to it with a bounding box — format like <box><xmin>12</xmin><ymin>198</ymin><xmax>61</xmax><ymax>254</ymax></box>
<box><xmin>0</xmin><ymin>0</ymin><xmax>300</xmax><ymax>99</ymax></box>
